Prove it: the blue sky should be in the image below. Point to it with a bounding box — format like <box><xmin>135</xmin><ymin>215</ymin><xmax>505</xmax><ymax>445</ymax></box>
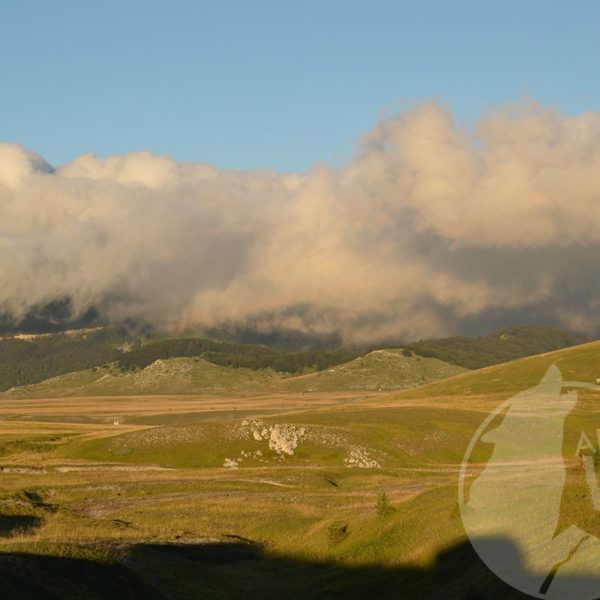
<box><xmin>1</xmin><ymin>0</ymin><xmax>599</xmax><ymax>172</ymax></box>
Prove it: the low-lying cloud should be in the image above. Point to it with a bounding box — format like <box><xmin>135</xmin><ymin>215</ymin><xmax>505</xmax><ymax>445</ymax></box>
<box><xmin>2</xmin><ymin>101</ymin><xmax>600</xmax><ymax>343</ymax></box>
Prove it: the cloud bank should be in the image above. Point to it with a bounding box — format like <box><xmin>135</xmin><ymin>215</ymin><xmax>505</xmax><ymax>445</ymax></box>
<box><xmin>2</xmin><ymin>101</ymin><xmax>600</xmax><ymax>343</ymax></box>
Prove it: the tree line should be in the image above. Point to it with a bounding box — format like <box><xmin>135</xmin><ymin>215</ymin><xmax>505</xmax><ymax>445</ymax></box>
<box><xmin>117</xmin><ymin>337</ymin><xmax>364</xmax><ymax>375</ymax></box>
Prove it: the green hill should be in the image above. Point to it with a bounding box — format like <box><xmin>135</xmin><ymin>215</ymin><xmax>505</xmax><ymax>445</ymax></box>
<box><xmin>2</xmin><ymin>357</ymin><xmax>278</xmax><ymax>398</ymax></box>
<box><xmin>399</xmin><ymin>337</ymin><xmax>600</xmax><ymax>400</ymax></box>
<box><xmin>3</xmin><ymin>348</ymin><xmax>465</xmax><ymax>398</ymax></box>
<box><xmin>406</xmin><ymin>324</ymin><xmax>583</xmax><ymax>369</ymax></box>
<box><xmin>0</xmin><ymin>323</ymin><xmax>585</xmax><ymax>396</ymax></box>
<box><xmin>283</xmin><ymin>349</ymin><xmax>466</xmax><ymax>392</ymax></box>
<box><xmin>0</xmin><ymin>330</ymin><xmax>363</xmax><ymax>393</ymax></box>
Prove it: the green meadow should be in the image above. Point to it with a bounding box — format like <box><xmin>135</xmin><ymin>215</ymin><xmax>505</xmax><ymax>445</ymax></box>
<box><xmin>2</xmin><ymin>341</ymin><xmax>600</xmax><ymax>597</ymax></box>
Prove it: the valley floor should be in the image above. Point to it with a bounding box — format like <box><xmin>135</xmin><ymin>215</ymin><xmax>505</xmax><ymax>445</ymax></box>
<box><xmin>0</xmin><ymin>389</ymin><xmax>527</xmax><ymax>599</ymax></box>
<box><xmin>4</xmin><ymin>340</ymin><xmax>600</xmax><ymax>598</ymax></box>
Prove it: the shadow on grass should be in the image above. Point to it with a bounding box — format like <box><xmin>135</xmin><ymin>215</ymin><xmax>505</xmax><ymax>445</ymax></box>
<box><xmin>0</xmin><ymin>536</ymin><xmax>596</xmax><ymax>599</ymax></box>
<box><xmin>0</xmin><ymin>515</ymin><xmax>43</xmax><ymax>537</ymax></box>
<box><xmin>0</xmin><ymin>547</ymin><xmax>159</xmax><ymax>600</ymax></box>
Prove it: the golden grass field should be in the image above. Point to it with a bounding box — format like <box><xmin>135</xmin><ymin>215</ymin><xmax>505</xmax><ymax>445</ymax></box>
<box><xmin>3</xmin><ymin>343</ymin><xmax>600</xmax><ymax>598</ymax></box>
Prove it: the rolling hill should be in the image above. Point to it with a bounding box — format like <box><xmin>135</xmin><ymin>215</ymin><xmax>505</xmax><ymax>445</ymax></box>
<box><xmin>0</xmin><ymin>323</ymin><xmax>583</xmax><ymax>397</ymax></box>
<box><xmin>0</xmin><ymin>322</ymin><xmax>583</xmax><ymax>397</ymax></box>
<box><xmin>282</xmin><ymin>348</ymin><xmax>467</xmax><ymax>392</ymax></box>
<box><xmin>0</xmin><ymin>329</ymin><xmax>363</xmax><ymax>392</ymax></box>
<box><xmin>1</xmin><ymin>357</ymin><xmax>279</xmax><ymax>398</ymax></box>
<box><xmin>406</xmin><ymin>324</ymin><xmax>583</xmax><ymax>369</ymax></box>
<box><xmin>2</xmin><ymin>349</ymin><xmax>466</xmax><ymax>398</ymax></box>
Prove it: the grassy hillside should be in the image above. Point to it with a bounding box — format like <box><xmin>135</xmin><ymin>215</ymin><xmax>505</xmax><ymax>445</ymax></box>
<box><xmin>283</xmin><ymin>349</ymin><xmax>466</xmax><ymax>392</ymax></box>
<box><xmin>406</xmin><ymin>324</ymin><xmax>583</xmax><ymax>369</ymax></box>
<box><xmin>396</xmin><ymin>338</ymin><xmax>600</xmax><ymax>401</ymax></box>
<box><xmin>2</xmin><ymin>341</ymin><xmax>600</xmax><ymax>596</ymax></box>
<box><xmin>3</xmin><ymin>348</ymin><xmax>467</xmax><ymax>398</ymax></box>
<box><xmin>0</xmin><ymin>323</ymin><xmax>581</xmax><ymax>394</ymax></box>
<box><xmin>0</xmin><ymin>329</ymin><xmax>363</xmax><ymax>393</ymax></box>
<box><xmin>2</xmin><ymin>357</ymin><xmax>279</xmax><ymax>398</ymax></box>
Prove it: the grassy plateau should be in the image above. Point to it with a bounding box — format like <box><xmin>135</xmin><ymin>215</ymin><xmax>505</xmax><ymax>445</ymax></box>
<box><xmin>1</xmin><ymin>339</ymin><xmax>600</xmax><ymax>598</ymax></box>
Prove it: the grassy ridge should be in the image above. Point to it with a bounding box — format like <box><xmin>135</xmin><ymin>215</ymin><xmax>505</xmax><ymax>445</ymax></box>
<box><xmin>397</xmin><ymin>338</ymin><xmax>600</xmax><ymax>400</ymax></box>
<box><xmin>0</xmin><ymin>323</ymin><xmax>582</xmax><ymax>393</ymax></box>
<box><xmin>406</xmin><ymin>324</ymin><xmax>582</xmax><ymax>369</ymax></box>
<box><xmin>283</xmin><ymin>349</ymin><xmax>466</xmax><ymax>392</ymax></box>
<box><xmin>0</xmin><ymin>330</ymin><xmax>364</xmax><ymax>393</ymax></box>
<box><xmin>3</xmin><ymin>358</ymin><xmax>278</xmax><ymax>398</ymax></box>
<box><xmin>3</xmin><ymin>350</ymin><xmax>467</xmax><ymax>398</ymax></box>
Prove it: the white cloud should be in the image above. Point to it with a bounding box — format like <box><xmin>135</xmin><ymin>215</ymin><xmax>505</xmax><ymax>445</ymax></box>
<box><xmin>2</xmin><ymin>100</ymin><xmax>600</xmax><ymax>341</ymax></box>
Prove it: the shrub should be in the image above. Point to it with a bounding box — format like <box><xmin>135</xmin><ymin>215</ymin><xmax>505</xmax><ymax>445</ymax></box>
<box><xmin>326</xmin><ymin>522</ymin><xmax>349</xmax><ymax>545</ymax></box>
<box><xmin>376</xmin><ymin>492</ymin><xmax>395</xmax><ymax>517</ymax></box>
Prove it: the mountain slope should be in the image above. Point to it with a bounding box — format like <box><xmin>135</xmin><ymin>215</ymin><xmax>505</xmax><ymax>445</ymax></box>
<box><xmin>0</xmin><ymin>327</ymin><xmax>128</xmax><ymax>391</ymax></box>
<box><xmin>2</xmin><ymin>357</ymin><xmax>278</xmax><ymax>398</ymax></box>
<box><xmin>406</xmin><ymin>324</ymin><xmax>583</xmax><ymax>369</ymax></box>
<box><xmin>0</xmin><ymin>323</ymin><xmax>582</xmax><ymax>393</ymax></box>
<box><xmin>3</xmin><ymin>350</ymin><xmax>466</xmax><ymax>398</ymax></box>
<box><xmin>393</xmin><ymin>338</ymin><xmax>600</xmax><ymax>402</ymax></box>
<box><xmin>283</xmin><ymin>349</ymin><xmax>467</xmax><ymax>392</ymax></box>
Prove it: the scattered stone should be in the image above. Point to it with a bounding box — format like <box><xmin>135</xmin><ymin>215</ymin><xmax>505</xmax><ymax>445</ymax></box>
<box><xmin>344</xmin><ymin>447</ymin><xmax>381</xmax><ymax>469</ymax></box>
